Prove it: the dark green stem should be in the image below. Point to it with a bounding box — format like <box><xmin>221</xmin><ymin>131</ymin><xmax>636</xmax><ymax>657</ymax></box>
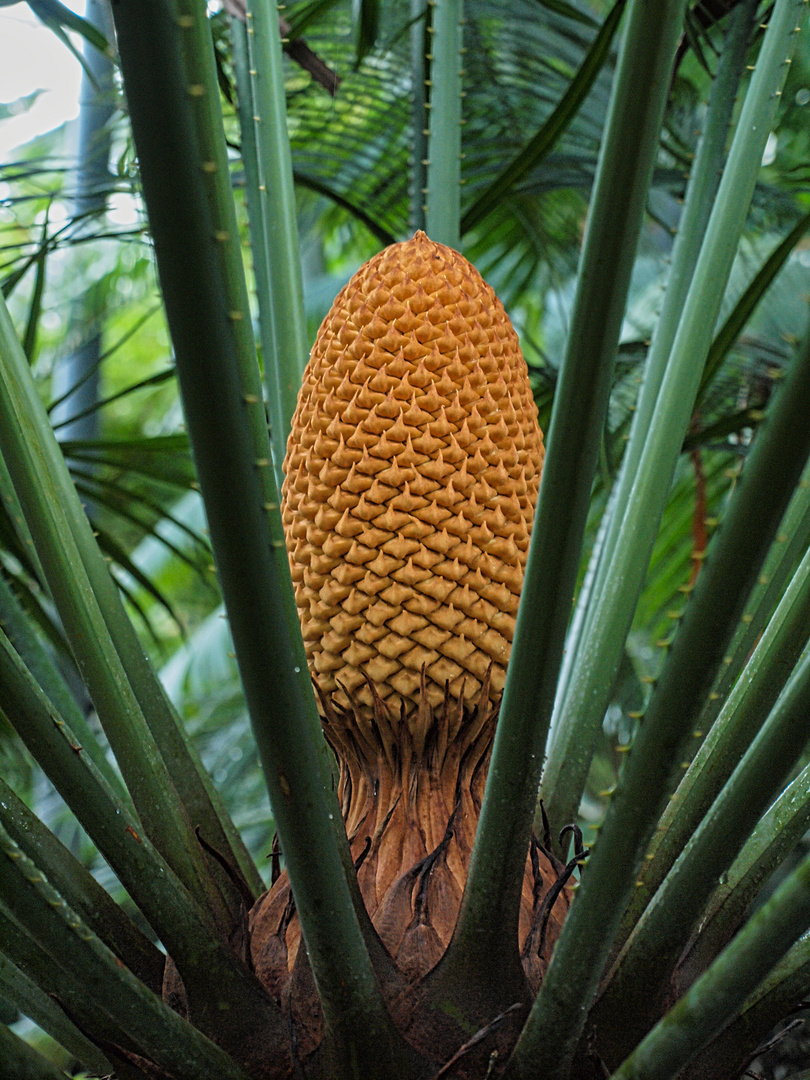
<box><xmin>0</xmin><ymin>950</ymin><xmax>111</xmax><ymax>1076</ymax></box>
<box><xmin>677</xmin><ymin>757</ymin><xmax>810</xmax><ymax>992</ymax></box>
<box><xmin>410</xmin><ymin>0</ymin><xmax>428</xmax><ymax>233</ymax></box>
<box><xmin>518</xmin><ymin>263</ymin><xmax>810</xmax><ymax>1075</ymax></box>
<box><xmin>0</xmin><ymin>293</ymin><xmax>230</xmax><ymax>924</ymax></box>
<box><xmin>595</xmin><ymin>631</ymin><xmax>810</xmax><ymax>1059</ymax></box>
<box><xmin>0</xmin><ymin>1021</ymin><xmax>75</xmax><ymax>1080</ymax></box>
<box><xmin>0</xmin><ymin>904</ymin><xmax>134</xmax><ymax>1075</ymax></box>
<box><xmin>615</xmin><ymin>509</ymin><xmax>810</xmax><ymax>954</ymax></box>
<box><xmin>611</xmin><ymin>848</ymin><xmax>810</xmax><ymax>1080</ymax></box>
<box><xmin>242</xmin><ymin>0</ymin><xmax>308</xmax><ymax>484</ymax></box>
<box><xmin>0</xmin><ymin>823</ymin><xmax>254</xmax><ymax>1080</ymax></box>
<box><xmin>680</xmin><ymin>935</ymin><xmax>810</xmax><ymax>1080</ymax></box>
<box><xmin>0</xmin><ymin>626</ymin><xmax>286</xmax><ymax>1059</ymax></box>
<box><xmin>0</xmin><ymin>774</ymin><xmax>164</xmax><ymax>994</ymax></box>
<box><xmin>425</xmin><ymin>0</ymin><xmax>462</xmax><ymax>246</ymax></box>
<box><xmin>0</xmin><ymin>569</ymin><xmax>129</xmax><ymax>805</ymax></box>
<box><xmin>110</xmin><ymin>1</ymin><xmax>418</xmax><ymax>1072</ymax></box>
<box><xmin>444</xmin><ymin>0</ymin><xmax>688</xmax><ymax>1013</ymax></box>
<box><xmin>541</xmin><ymin>0</ymin><xmax>759</xmax><ymax>845</ymax></box>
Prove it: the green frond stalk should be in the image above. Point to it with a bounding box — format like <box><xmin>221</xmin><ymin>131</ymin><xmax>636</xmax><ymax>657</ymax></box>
<box><xmin>616</xmin><ymin>507</ymin><xmax>810</xmax><ymax>951</ymax></box>
<box><xmin>0</xmin><ymin>625</ymin><xmax>283</xmax><ymax>1044</ymax></box>
<box><xmin>0</xmin><ymin>905</ymin><xmax>130</xmax><ymax>1078</ymax></box>
<box><xmin>0</xmin><ymin>774</ymin><xmax>164</xmax><ymax>994</ymax></box>
<box><xmin>110</xmin><ymin>1</ymin><xmax>419</xmax><ymax>1072</ymax></box>
<box><xmin>0</xmin><ymin>570</ymin><xmax>130</xmax><ymax>805</ymax></box>
<box><xmin>689</xmin><ymin>464</ymin><xmax>810</xmax><ymax>737</ymax></box>
<box><xmin>424</xmin><ymin>0</ymin><xmax>462</xmax><ymax>246</ymax></box>
<box><xmin>529</xmin><ymin>289</ymin><xmax>810</xmax><ymax>1074</ymax></box>
<box><xmin>697</xmin><ymin>205</ymin><xmax>810</xmax><ymax>402</ymax></box>
<box><xmin>3</xmin><ymin>1</ymin><xmax>810</xmax><ymax>1076</ymax></box>
<box><xmin>231</xmin><ymin>17</ymin><xmax>275</xmax><ymax>450</ymax></box>
<box><xmin>597</xmin><ymin>622</ymin><xmax>810</xmax><ymax>1057</ymax></box>
<box><xmin>541</xmin><ymin>0</ymin><xmax>760</xmax><ymax>842</ymax></box>
<box><xmin>0</xmin><ymin>295</ymin><xmax>228</xmax><ymax>920</ymax></box>
<box><xmin>610</xmin><ymin>846</ymin><xmax>810</xmax><ymax>1080</ymax></box>
<box><xmin>0</xmin><ymin>442</ymin><xmax>43</xmax><ymax>583</ymax></box>
<box><xmin>501</xmin><ymin>4</ymin><xmax>808</xmax><ymax>1074</ymax></box>
<box><xmin>677</xmin><ymin>755</ymin><xmax>810</xmax><ymax>988</ymax></box>
<box><xmin>680</xmin><ymin>934</ymin><xmax>810</xmax><ymax>1080</ymax></box>
<box><xmin>3</xmin><ymin>242</ymin><xmax>259</xmax><ymax>902</ymax></box>
<box><xmin>0</xmin><ymin>822</ymin><xmax>254</xmax><ymax>1080</ymax></box>
<box><xmin>439</xmin><ymin>0</ymin><xmax>688</xmax><ymax>1017</ymax></box>
<box><xmin>238</xmin><ymin>0</ymin><xmax>308</xmax><ymax>482</ymax></box>
<box><xmin>411</xmin><ymin>0</ymin><xmax>428</xmax><ymax>233</ymax></box>
<box><xmin>0</xmin><ymin>1022</ymin><xmax>74</xmax><ymax>1080</ymax></box>
<box><xmin>0</xmin><ymin>951</ymin><xmax>112</xmax><ymax>1077</ymax></box>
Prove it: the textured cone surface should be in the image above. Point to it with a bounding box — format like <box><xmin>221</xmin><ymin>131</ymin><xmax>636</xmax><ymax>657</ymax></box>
<box><xmin>282</xmin><ymin>230</ymin><xmax>544</xmax><ymax>714</ymax></box>
<box><xmin>251</xmin><ymin>234</ymin><xmax>566</xmax><ymax>1066</ymax></box>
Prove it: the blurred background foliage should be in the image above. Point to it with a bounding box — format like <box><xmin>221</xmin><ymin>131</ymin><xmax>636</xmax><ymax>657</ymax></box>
<box><xmin>0</xmin><ymin>0</ymin><xmax>809</xmax><ymax>1064</ymax></box>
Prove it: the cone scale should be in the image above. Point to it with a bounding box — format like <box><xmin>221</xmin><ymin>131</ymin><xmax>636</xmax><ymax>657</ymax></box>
<box><xmin>250</xmin><ymin>232</ymin><xmax>567</xmax><ymax>1056</ymax></box>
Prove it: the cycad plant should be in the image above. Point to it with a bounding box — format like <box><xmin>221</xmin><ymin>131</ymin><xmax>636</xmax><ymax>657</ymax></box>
<box><xmin>2</xmin><ymin>1</ymin><xmax>810</xmax><ymax>1078</ymax></box>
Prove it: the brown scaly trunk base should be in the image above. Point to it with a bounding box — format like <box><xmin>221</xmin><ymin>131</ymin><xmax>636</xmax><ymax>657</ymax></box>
<box><xmin>248</xmin><ymin>674</ymin><xmax>570</xmax><ymax>1075</ymax></box>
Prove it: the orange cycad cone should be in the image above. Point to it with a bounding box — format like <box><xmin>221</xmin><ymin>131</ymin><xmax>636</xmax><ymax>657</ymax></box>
<box><xmin>250</xmin><ymin>231</ymin><xmax>568</xmax><ymax>1042</ymax></box>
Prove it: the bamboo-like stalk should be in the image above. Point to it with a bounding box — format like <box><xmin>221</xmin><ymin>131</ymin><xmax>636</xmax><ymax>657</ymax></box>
<box><xmin>0</xmin><ymin>775</ymin><xmax>164</xmax><ymax>994</ymax></box>
<box><xmin>616</xmin><ymin>516</ymin><xmax>810</xmax><ymax>951</ymax></box>
<box><xmin>439</xmin><ymin>0</ymin><xmax>688</xmax><ymax>1013</ymax></box>
<box><xmin>610</xmin><ymin>847</ymin><xmax>810</xmax><ymax>1080</ymax></box>
<box><xmin>0</xmin><ymin>296</ymin><xmax>229</xmax><ymax>919</ymax></box>
<box><xmin>241</xmin><ymin>0</ymin><xmax>308</xmax><ymax>482</ymax></box>
<box><xmin>541</xmin><ymin>0</ymin><xmax>759</xmax><ymax>843</ymax></box>
<box><xmin>0</xmin><ymin>823</ymin><xmax>254</xmax><ymax>1080</ymax></box>
<box><xmin>677</xmin><ymin>755</ymin><xmax>810</xmax><ymax>988</ymax></box>
<box><xmin>110</xmin><ymin>2</ymin><xmax>419</xmax><ymax>1072</ymax></box>
<box><xmin>0</xmin><ymin>1022</ymin><xmax>73</xmax><ymax>1080</ymax></box>
<box><xmin>0</xmin><ymin>950</ymin><xmax>112</xmax><ymax>1077</ymax></box>
<box><xmin>0</xmin><ymin>626</ymin><xmax>286</xmax><ymax>1055</ymax></box>
<box><xmin>520</xmin><ymin>275</ymin><xmax>810</xmax><ymax>1074</ymax></box>
<box><xmin>680</xmin><ymin>935</ymin><xmax>810</xmax><ymax>1080</ymax></box>
<box><xmin>424</xmin><ymin>0</ymin><xmax>462</xmax><ymax>247</ymax></box>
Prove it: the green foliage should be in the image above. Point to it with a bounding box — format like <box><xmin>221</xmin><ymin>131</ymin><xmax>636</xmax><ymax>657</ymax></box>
<box><xmin>1</xmin><ymin>0</ymin><xmax>810</xmax><ymax>1078</ymax></box>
